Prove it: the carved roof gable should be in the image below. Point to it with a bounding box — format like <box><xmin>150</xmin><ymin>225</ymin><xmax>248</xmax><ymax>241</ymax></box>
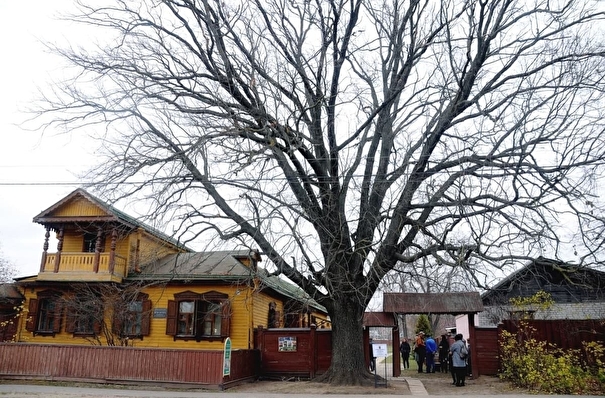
<box><xmin>32</xmin><ymin>188</ymin><xmax>189</xmax><ymax>251</ymax></box>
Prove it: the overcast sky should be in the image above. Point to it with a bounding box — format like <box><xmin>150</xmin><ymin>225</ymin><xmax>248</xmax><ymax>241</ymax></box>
<box><xmin>0</xmin><ymin>0</ymin><xmax>94</xmax><ymax>277</ymax></box>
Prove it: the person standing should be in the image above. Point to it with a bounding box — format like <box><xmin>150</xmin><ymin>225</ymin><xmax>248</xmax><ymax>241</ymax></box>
<box><xmin>449</xmin><ymin>333</ymin><xmax>468</xmax><ymax>387</ymax></box>
<box><xmin>449</xmin><ymin>350</ymin><xmax>456</xmax><ymax>385</ymax></box>
<box><xmin>414</xmin><ymin>332</ymin><xmax>426</xmax><ymax>373</ymax></box>
<box><xmin>399</xmin><ymin>338</ymin><xmax>411</xmax><ymax>370</ymax></box>
<box><xmin>438</xmin><ymin>334</ymin><xmax>450</xmax><ymax>373</ymax></box>
<box><xmin>425</xmin><ymin>334</ymin><xmax>437</xmax><ymax>373</ymax></box>
<box><xmin>368</xmin><ymin>339</ymin><xmax>376</xmax><ymax>372</ymax></box>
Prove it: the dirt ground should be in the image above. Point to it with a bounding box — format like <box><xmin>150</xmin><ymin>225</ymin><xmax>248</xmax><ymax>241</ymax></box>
<box><xmin>228</xmin><ymin>369</ymin><xmax>530</xmax><ymax>395</ymax></box>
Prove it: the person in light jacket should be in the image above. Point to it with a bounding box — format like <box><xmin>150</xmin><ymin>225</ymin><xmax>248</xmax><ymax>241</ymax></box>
<box><xmin>449</xmin><ymin>333</ymin><xmax>468</xmax><ymax>387</ymax></box>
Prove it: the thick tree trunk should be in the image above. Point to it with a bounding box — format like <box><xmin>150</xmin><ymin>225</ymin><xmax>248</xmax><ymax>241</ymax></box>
<box><xmin>315</xmin><ymin>297</ymin><xmax>374</xmax><ymax>385</ymax></box>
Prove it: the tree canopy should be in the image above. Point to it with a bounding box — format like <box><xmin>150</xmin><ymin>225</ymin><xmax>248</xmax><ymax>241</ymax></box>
<box><xmin>38</xmin><ymin>0</ymin><xmax>605</xmax><ymax>384</ymax></box>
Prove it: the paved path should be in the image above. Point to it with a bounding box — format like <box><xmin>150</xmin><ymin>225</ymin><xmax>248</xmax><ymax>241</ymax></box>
<box><xmin>405</xmin><ymin>377</ymin><xmax>428</xmax><ymax>395</ymax></box>
<box><xmin>372</xmin><ymin>354</ymin><xmax>429</xmax><ymax>395</ymax></box>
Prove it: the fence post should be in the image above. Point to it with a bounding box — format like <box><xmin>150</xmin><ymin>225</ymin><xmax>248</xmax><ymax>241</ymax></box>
<box><xmin>257</xmin><ymin>326</ymin><xmax>264</xmax><ymax>375</ymax></box>
<box><xmin>310</xmin><ymin>325</ymin><xmax>317</xmax><ymax>378</ymax></box>
<box><xmin>392</xmin><ymin>326</ymin><xmax>400</xmax><ymax>377</ymax></box>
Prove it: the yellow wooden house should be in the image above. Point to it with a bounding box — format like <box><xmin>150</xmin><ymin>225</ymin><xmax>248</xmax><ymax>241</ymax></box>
<box><xmin>13</xmin><ymin>189</ymin><xmax>330</xmax><ymax>351</ymax></box>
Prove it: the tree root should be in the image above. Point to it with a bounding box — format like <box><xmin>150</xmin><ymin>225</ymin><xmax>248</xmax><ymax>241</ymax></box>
<box><xmin>313</xmin><ymin>368</ymin><xmax>384</xmax><ymax>386</ymax></box>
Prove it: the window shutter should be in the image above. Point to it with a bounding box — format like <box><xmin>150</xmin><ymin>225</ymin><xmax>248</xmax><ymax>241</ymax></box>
<box><xmin>221</xmin><ymin>300</ymin><xmax>231</xmax><ymax>337</ymax></box>
<box><xmin>25</xmin><ymin>299</ymin><xmax>38</xmax><ymax>332</ymax></box>
<box><xmin>51</xmin><ymin>302</ymin><xmax>63</xmax><ymax>333</ymax></box>
<box><xmin>166</xmin><ymin>300</ymin><xmax>177</xmax><ymax>336</ymax></box>
<box><xmin>112</xmin><ymin>307</ymin><xmax>123</xmax><ymax>336</ymax></box>
<box><xmin>93</xmin><ymin>318</ymin><xmax>102</xmax><ymax>335</ymax></box>
<box><xmin>65</xmin><ymin>310</ymin><xmax>76</xmax><ymax>333</ymax></box>
<box><xmin>141</xmin><ymin>299</ymin><xmax>151</xmax><ymax>336</ymax></box>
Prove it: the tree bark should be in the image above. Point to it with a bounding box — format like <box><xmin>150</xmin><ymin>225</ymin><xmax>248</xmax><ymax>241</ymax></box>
<box><xmin>316</xmin><ymin>297</ymin><xmax>373</xmax><ymax>385</ymax></box>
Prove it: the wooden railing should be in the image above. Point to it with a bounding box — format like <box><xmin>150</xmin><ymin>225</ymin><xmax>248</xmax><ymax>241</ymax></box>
<box><xmin>40</xmin><ymin>253</ymin><xmax>128</xmax><ymax>278</ymax></box>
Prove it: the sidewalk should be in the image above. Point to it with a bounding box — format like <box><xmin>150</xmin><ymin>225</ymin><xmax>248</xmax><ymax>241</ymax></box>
<box><xmin>0</xmin><ymin>382</ymin><xmax>598</xmax><ymax>398</ymax></box>
<box><xmin>374</xmin><ymin>353</ymin><xmax>429</xmax><ymax>395</ymax></box>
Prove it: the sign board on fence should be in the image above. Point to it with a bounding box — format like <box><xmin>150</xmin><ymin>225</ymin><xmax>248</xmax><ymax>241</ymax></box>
<box><xmin>223</xmin><ymin>337</ymin><xmax>232</xmax><ymax>376</ymax></box>
<box><xmin>372</xmin><ymin>343</ymin><xmax>388</xmax><ymax>358</ymax></box>
<box><xmin>278</xmin><ymin>336</ymin><xmax>297</xmax><ymax>352</ymax></box>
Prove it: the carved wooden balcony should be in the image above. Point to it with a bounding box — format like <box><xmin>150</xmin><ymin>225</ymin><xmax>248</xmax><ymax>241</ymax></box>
<box><xmin>37</xmin><ymin>253</ymin><xmax>128</xmax><ymax>282</ymax></box>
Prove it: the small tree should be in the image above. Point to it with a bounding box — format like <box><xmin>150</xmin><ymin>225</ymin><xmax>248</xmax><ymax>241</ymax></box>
<box><xmin>0</xmin><ymin>245</ymin><xmax>20</xmax><ymax>341</ymax></box>
<box><xmin>508</xmin><ymin>290</ymin><xmax>555</xmax><ymax>321</ymax></box>
<box><xmin>415</xmin><ymin>314</ymin><xmax>432</xmax><ymax>336</ymax></box>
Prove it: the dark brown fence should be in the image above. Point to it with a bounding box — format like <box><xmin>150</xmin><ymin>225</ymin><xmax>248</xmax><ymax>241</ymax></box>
<box><xmin>499</xmin><ymin>319</ymin><xmax>605</xmax><ymax>350</ymax></box>
<box><xmin>472</xmin><ymin>319</ymin><xmax>605</xmax><ymax>376</ymax></box>
<box><xmin>255</xmin><ymin>326</ymin><xmax>331</xmax><ymax>379</ymax></box>
<box><xmin>474</xmin><ymin>327</ymin><xmax>499</xmax><ymax>376</ymax></box>
<box><xmin>0</xmin><ymin>343</ymin><xmax>259</xmax><ymax>389</ymax></box>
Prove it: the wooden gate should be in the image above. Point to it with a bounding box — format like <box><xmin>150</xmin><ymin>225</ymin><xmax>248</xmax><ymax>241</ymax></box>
<box><xmin>255</xmin><ymin>325</ymin><xmax>331</xmax><ymax>379</ymax></box>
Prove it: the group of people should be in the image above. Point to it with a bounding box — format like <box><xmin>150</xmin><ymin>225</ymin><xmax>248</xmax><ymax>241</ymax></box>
<box><xmin>399</xmin><ymin>331</ymin><xmax>470</xmax><ymax>387</ymax></box>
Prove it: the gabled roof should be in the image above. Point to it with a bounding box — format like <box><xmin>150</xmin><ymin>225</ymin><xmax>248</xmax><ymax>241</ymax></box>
<box><xmin>481</xmin><ymin>257</ymin><xmax>605</xmax><ymax>305</ymax></box>
<box><xmin>33</xmin><ymin>188</ymin><xmax>189</xmax><ymax>251</ymax></box>
<box><xmin>129</xmin><ymin>250</ymin><xmax>327</xmax><ymax>313</ymax></box>
<box><xmin>383</xmin><ymin>292</ymin><xmax>484</xmax><ymax>314</ymax></box>
<box><xmin>130</xmin><ymin>250</ymin><xmax>258</xmax><ymax>280</ymax></box>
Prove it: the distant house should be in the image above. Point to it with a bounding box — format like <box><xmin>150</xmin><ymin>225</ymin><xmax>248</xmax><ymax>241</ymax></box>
<box><xmin>10</xmin><ymin>188</ymin><xmax>329</xmax><ymax>350</ymax></box>
<box><xmin>473</xmin><ymin>257</ymin><xmax>605</xmax><ymax>327</ymax></box>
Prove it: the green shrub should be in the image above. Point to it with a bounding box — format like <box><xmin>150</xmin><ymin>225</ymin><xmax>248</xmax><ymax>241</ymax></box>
<box><xmin>499</xmin><ymin>322</ymin><xmax>605</xmax><ymax>395</ymax></box>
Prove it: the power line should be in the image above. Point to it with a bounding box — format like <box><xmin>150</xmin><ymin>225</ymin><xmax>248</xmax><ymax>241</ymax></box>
<box><xmin>0</xmin><ymin>182</ymin><xmax>84</xmax><ymax>186</ymax></box>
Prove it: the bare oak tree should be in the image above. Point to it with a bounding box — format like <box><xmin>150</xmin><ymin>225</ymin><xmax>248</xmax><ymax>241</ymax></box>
<box><xmin>38</xmin><ymin>0</ymin><xmax>605</xmax><ymax>384</ymax></box>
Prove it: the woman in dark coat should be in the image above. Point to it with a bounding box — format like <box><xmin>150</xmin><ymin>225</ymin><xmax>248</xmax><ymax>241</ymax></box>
<box><xmin>438</xmin><ymin>334</ymin><xmax>450</xmax><ymax>372</ymax></box>
<box><xmin>399</xmin><ymin>338</ymin><xmax>411</xmax><ymax>369</ymax></box>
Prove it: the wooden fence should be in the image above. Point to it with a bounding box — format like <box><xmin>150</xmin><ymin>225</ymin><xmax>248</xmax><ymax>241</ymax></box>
<box><xmin>499</xmin><ymin>319</ymin><xmax>605</xmax><ymax>350</ymax></box>
<box><xmin>473</xmin><ymin>327</ymin><xmax>499</xmax><ymax>376</ymax></box>
<box><xmin>3</xmin><ymin>321</ymin><xmax>600</xmax><ymax>385</ymax></box>
<box><xmin>0</xmin><ymin>343</ymin><xmax>259</xmax><ymax>389</ymax></box>
<box><xmin>255</xmin><ymin>325</ymin><xmax>331</xmax><ymax>379</ymax></box>
<box><xmin>473</xmin><ymin>319</ymin><xmax>605</xmax><ymax>376</ymax></box>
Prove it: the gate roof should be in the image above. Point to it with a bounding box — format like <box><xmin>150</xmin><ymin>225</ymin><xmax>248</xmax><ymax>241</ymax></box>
<box><xmin>363</xmin><ymin>311</ymin><xmax>397</xmax><ymax>327</ymax></box>
<box><xmin>383</xmin><ymin>292</ymin><xmax>483</xmax><ymax>314</ymax></box>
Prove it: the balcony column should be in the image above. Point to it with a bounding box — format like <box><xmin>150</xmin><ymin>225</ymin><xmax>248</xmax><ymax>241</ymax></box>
<box><xmin>93</xmin><ymin>226</ymin><xmax>103</xmax><ymax>273</ymax></box>
<box><xmin>53</xmin><ymin>227</ymin><xmax>64</xmax><ymax>273</ymax></box>
<box><xmin>39</xmin><ymin>227</ymin><xmax>50</xmax><ymax>272</ymax></box>
<box><xmin>108</xmin><ymin>227</ymin><xmax>117</xmax><ymax>273</ymax></box>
